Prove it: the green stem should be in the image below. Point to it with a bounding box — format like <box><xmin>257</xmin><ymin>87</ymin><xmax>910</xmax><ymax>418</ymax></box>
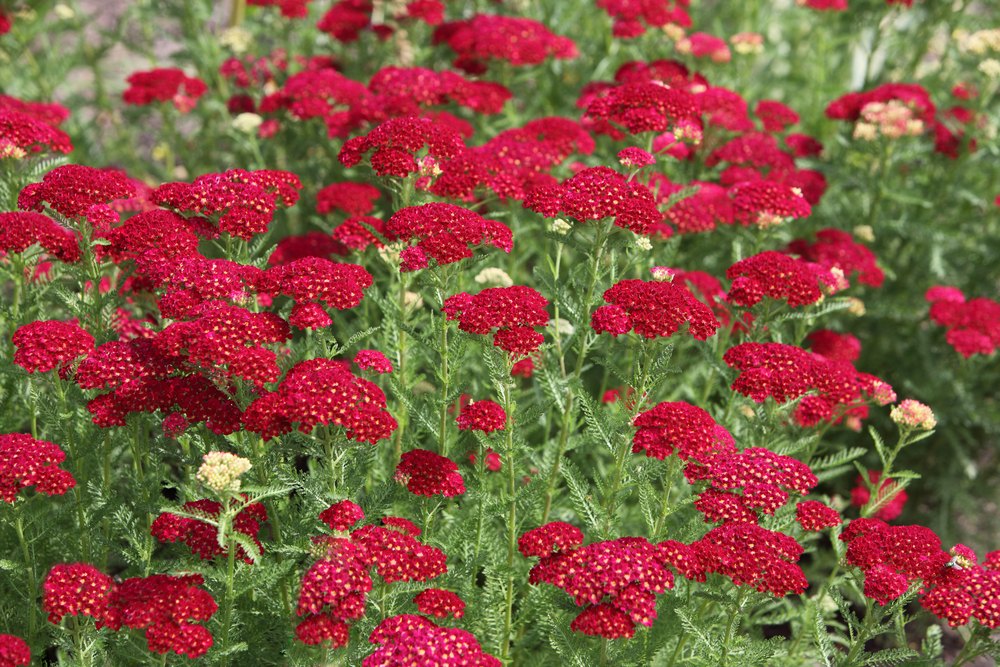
<box><xmin>541</xmin><ymin>219</ymin><xmax>614</xmax><ymax>523</ymax></box>
<box><xmin>720</xmin><ymin>589</ymin><xmax>750</xmax><ymax>667</ymax></box>
<box><xmin>652</xmin><ymin>456</ymin><xmax>682</xmax><ymax>540</ymax></box>
<box><xmin>229</xmin><ymin>0</ymin><xmax>246</xmax><ymax>27</ymax></box>
<box><xmin>843</xmin><ymin>597</ymin><xmax>876</xmax><ymax>667</ymax></box>
<box><xmin>500</xmin><ymin>361</ymin><xmax>518</xmax><ymax>662</ymax></box>
<box><xmin>15</xmin><ymin>510</ymin><xmax>37</xmax><ymax>646</ymax></box>
<box><xmin>439</xmin><ymin>314</ymin><xmax>450</xmax><ymax>458</ymax></box>
<box><xmin>220</xmin><ymin>536</ymin><xmax>238</xmax><ymax>667</ymax></box>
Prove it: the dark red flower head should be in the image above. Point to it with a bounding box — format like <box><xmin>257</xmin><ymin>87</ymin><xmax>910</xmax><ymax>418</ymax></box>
<box><xmin>339</xmin><ymin>116</ymin><xmax>465</xmax><ymax>178</ymax></box>
<box><xmin>386</xmin><ymin>203</ymin><xmax>512</xmax><ymax>272</ymax></box>
<box><xmin>395</xmin><ymin>449</ymin><xmax>465</xmax><ymax>498</ymax></box>
<box><xmin>443</xmin><ymin>286</ymin><xmax>548</xmax><ymax>357</ymax></box>
<box><xmin>123</xmin><ymin>68</ymin><xmax>208</xmax><ymax>112</ymax></box>
<box><xmin>591</xmin><ymin>279</ymin><xmax>721</xmax><ymax>340</ymax></box>
<box><xmin>0</xmin><ymin>433</ymin><xmax>76</xmax><ymax>503</ymax></box>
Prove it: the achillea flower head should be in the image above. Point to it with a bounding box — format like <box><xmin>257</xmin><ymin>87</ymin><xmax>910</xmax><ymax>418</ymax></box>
<box><xmin>413</xmin><ymin>589</ymin><xmax>465</xmax><ymax>619</ymax></box>
<box><xmin>123</xmin><ymin>68</ymin><xmax>208</xmax><ymax>112</ymax></box>
<box><xmin>677</xmin><ymin>32</ymin><xmax>732</xmax><ymax>62</ymax></box>
<box><xmin>260</xmin><ymin>257</ymin><xmax>373</xmax><ymax>324</ymax></box>
<box><xmin>42</xmin><ymin>563</ymin><xmax>114</xmax><ymax>624</ymax></box>
<box><xmin>864</xmin><ymin>564</ymin><xmax>910</xmax><ymax>605</ymax></box>
<box><xmin>339</xmin><ymin>116</ymin><xmax>465</xmax><ymax>178</ymax></box>
<box><xmin>632</xmin><ymin>401</ymin><xmax>736</xmax><ymax>463</ymax></box>
<box><xmin>925</xmin><ymin>286</ymin><xmax>1000</xmax><ymax>358</ymax></box>
<box><xmin>365</xmin><ymin>614</ymin><xmax>500</xmax><ymax>666</ymax></box>
<box><xmin>296</xmin><ymin>539</ymin><xmax>372</xmax><ymax>646</ymax></box>
<box><xmin>591</xmin><ymin>279</ymin><xmax>721</xmax><ymax>340</ymax></box>
<box><xmin>153</xmin><ymin>169</ymin><xmax>302</xmax><ymax>240</ymax></box>
<box><xmin>395</xmin><ymin>449</ymin><xmax>465</xmax><ymax>498</ymax></box>
<box><xmin>0</xmin><ymin>211</ymin><xmax>81</xmax><ymax>263</ymax></box>
<box><xmin>18</xmin><ymin>165</ymin><xmax>135</xmax><ymax>226</ymax></box>
<box><xmin>456</xmin><ymin>400</ymin><xmax>506</xmax><ymax>432</ymax></box>
<box><xmin>433</xmin><ymin>14</ymin><xmax>577</xmax><ymax>73</ymax></box>
<box><xmin>354</xmin><ymin>349</ymin><xmax>393</xmax><ymax>374</ymax></box>
<box><xmin>755</xmin><ymin>100</ymin><xmax>800</xmax><ymax>132</ymax></box>
<box><xmin>525</xmin><ymin>166</ymin><xmax>661</xmax><ymax>234</ymax></box>
<box><xmin>890</xmin><ymin>399</ymin><xmax>936</xmax><ymax>430</ymax></box>
<box><xmin>584</xmin><ymin>82</ymin><xmax>700</xmax><ymax>138</ymax></box>
<box><xmin>151</xmin><ymin>498</ymin><xmax>267</xmax><ymax>563</ymax></box>
<box><xmin>316</xmin><ymin>181</ymin><xmax>381</xmax><ymax>217</ymax></box>
<box><xmin>787</xmin><ymin>228</ymin><xmax>884</xmax><ymax>287</ymax></box>
<box><xmin>0</xmin><ymin>634</ymin><xmax>30</xmax><ymax>667</ymax></box>
<box><xmin>806</xmin><ymin>329</ymin><xmax>862</xmax><ymax>362</ymax></box>
<box><xmin>244</xmin><ymin>358</ymin><xmax>398</xmax><ymax>443</ymax></box>
<box><xmin>729</xmin><ymin>180</ymin><xmax>811</xmax><ymax>227</ymax></box>
<box><xmin>596</xmin><ymin>0</ymin><xmax>691</xmax><ymax>39</ymax></box>
<box><xmin>523</xmin><ymin>531</ymin><xmax>675</xmax><ymax>637</ymax></box>
<box><xmin>104</xmin><ymin>574</ymin><xmax>218</xmax><ymax>658</ymax></box>
<box><xmin>518</xmin><ymin>522</ymin><xmax>585</xmax><ymax>557</ymax></box>
<box><xmin>443</xmin><ymin>286</ymin><xmax>548</xmax><ymax>358</ymax></box>
<box><xmin>319</xmin><ymin>500</ymin><xmax>366</xmax><ymax>532</ymax></box>
<box><xmin>0</xmin><ymin>109</ymin><xmax>72</xmax><ymax>156</ymax></box>
<box><xmin>12</xmin><ymin>319</ymin><xmax>94</xmax><ymax>374</ymax></box>
<box><xmin>386</xmin><ymin>203</ymin><xmax>512</xmax><ymax>272</ymax></box>
<box><xmin>351</xmin><ymin>524</ymin><xmax>448</xmax><ymax>583</ymax></box>
<box><xmin>195</xmin><ymin>452</ymin><xmax>252</xmax><ymax>494</ymax></box>
<box><xmin>795</xmin><ymin>500</ymin><xmax>842</xmax><ymax>531</ymax></box>
<box><xmin>726</xmin><ymin>251</ymin><xmax>838</xmax><ymax>308</ymax></box>
<box><xmin>0</xmin><ymin>433</ymin><xmax>75</xmax><ymax>502</ymax></box>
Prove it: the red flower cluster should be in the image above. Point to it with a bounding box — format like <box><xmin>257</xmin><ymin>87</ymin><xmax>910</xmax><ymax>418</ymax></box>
<box><xmin>456</xmin><ymin>399</ymin><xmax>507</xmax><ymax>432</ymax></box>
<box><xmin>104</xmin><ymin>574</ymin><xmax>218</xmax><ymax>658</ymax></box>
<box><xmin>244</xmin><ymin>358</ymin><xmax>398</xmax><ymax>443</ymax></box>
<box><xmin>259</xmin><ymin>68</ymin><xmax>367</xmax><ymax>133</ymax></box>
<box><xmin>596</xmin><ymin>0</ymin><xmax>691</xmax><ymax>39</ymax></box>
<box><xmin>296</xmin><ymin>538</ymin><xmax>372</xmax><ymax>647</ymax></box>
<box><xmin>433</xmin><ymin>15</ymin><xmax>577</xmax><ymax>73</ymax></box>
<box><xmin>122</xmin><ymin>68</ymin><xmax>208</xmax><ymax>113</ymax></box>
<box><xmin>316</xmin><ymin>181</ymin><xmax>381</xmax><ymax>216</ymax></box>
<box><xmin>153</xmin><ymin>169</ymin><xmax>302</xmax><ymax>240</ymax></box>
<box><xmin>12</xmin><ymin>319</ymin><xmax>94</xmax><ymax>374</ymax></box>
<box><xmin>584</xmin><ymin>82</ymin><xmax>700</xmax><ymax>137</ymax></box>
<box><xmin>726</xmin><ymin>251</ymin><xmax>840</xmax><ymax>308</ymax></box>
<box><xmin>922</xmin><ymin>546</ymin><xmax>1000</xmax><ymax>628</ymax></box>
<box><xmin>521</xmin><ymin>524</ymin><xmax>675</xmax><ymax>638</ymax></box>
<box><xmin>787</xmin><ymin>228</ymin><xmax>884</xmax><ymax>287</ymax></box>
<box><xmin>18</xmin><ymin>165</ymin><xmax>135</xmax><ymax>226</ymax></box>
<box><xmin>926</xmin><ymin>286</ymin><xmax>1000</xmax><ymax>358</ymax></box>
<box><xmin>395</xmin><ymin>449</ymin><xmax>465</xmax><ymax>497</ymax></box>
<box><xmin>443</xmin><ymin>286</ymin><xmax>549</xmax><ymax>357</ymax></box>
<box><xmin>350</xmin><ymin>523</ymin><xmax>448</xmax><ymax>583</ymax></box>
<box><xmin>656</xmin><ymin>179</ymin><xmax>734</xmax><ymax>233</ymax></box>
<box><xmin>413</xmin><ymin>589</ymin><xmax>465</xmax><ymax>619</ymax></box>
<box><xmin>360</xmin><ymin>66</ymin><xmax>512</xmax><ymax>121</ymax></box>
<box><xmin>806</xmin><ymin>329</ymin><xmax>861</xmax><ymax>362</ymax></box>
<box><xmin>365</xmin><ymin>614</ymin><xmax>500</xmax><ymax>667</ymax></box>
<box><xmin>319</xmin><ymin>499</ymin><xmax>366</xmax><ymax>532</ymax></box>
<box><xmin>354</xmin><ymin>349</ymin><xmax>393</xmax><ymax>374</ymax></box>
<box><xmin>262</xmin><ymin>257</ymin><xmax>373</xmax><ymax>328</ymax></box>
<box><xmin>339</xmin><ymin>116</ymin><xmax>465</xmax><ymax>178</ymax></box>
<box><xmin>631</xmin><ymin>401</ymin><xmax>736</xmax><ymax>463</ymax></box>
<box><xmin>525</xmin><ymin>166</ymin><xmax>661</xmax><ymax>234</ymax></box>
<box><xmin>247</xmin><ymin>0</ymin><xmax>313</xmax><ymax>18</ymax></box>
<box><xmin>43</xmin><ymin>563</ymin><xmax>115</xmax><ymax>624</ymax></box>
<box><xmin>729</xmin><ymin>180</ymin><xmax>811</xmax><ymax>227</ymax></box>
<box><xmin>386</xmin><ymin>203</ymin><xmax>512</xmax><ymax>272</ymax></box>
<box><xmin>318</xmin><ymin>1</ymin><xmax>443</xmax><ymax>43</ymax></box>
<box><xmin>0</xmin><ymin>212</ymin><xmax>80</xmax><ymax>263</ymax></box>
<box><xmin>0</xmin><ymin>433</ymin><xmax>76</xmax><ymax>503</ymax></box>
<box><xmin>151</xmin><ymin>497</ymin><xmax>268</xmax><ymax>562</ymax></box>
<box><xmin>840</xmin><ymin>518</ymin><xmax>940</xmax><ymax>604</ymax></box>
<box><xmin>826</xmin><ymin>82</ymin><xmax>935</xmax><ymax>126</ymax></box>
<box><xmin>0</xmin><ymin>634</ymin><xmax>30</xmax><ymax>667</ymax></box>
<box><xmin>591</xmin><ymin>279</ymin><xmax>721</xmax><ymax>340</ymax></box>
<box><xmin>0</xmin><ymin>107</ymin><xmax>72</xmax><ymax>156</ymax></box>
<box><xmin>795</xmin><ymin>500</ymin><xmax>843</xmax><ymax>531</ymax></box>
<box><xmin>686</xmin><ymin>447</ymin><xmax>818</xmax><ymax>524</ymax></box>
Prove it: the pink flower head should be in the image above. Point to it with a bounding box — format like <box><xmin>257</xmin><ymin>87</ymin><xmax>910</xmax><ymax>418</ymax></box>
<box><xmin>320</xmin><ymin>500</ymin><xmax>366</xmax><ymax>532</ymax></box>
<box><xmin>795</xmin><ymin>500</ymin><xmax>842</xmax><ymax>531</ymax></box>
<box><xmin>456</xmin><ymin>400</ymin><xmax>507</xmax><ymax>432</ymax></box>
<box><xmin>354</xmin><ymin>349</ymin><xmax>393</xmax><ymax>374</ymax></box>
<box><xmin>366</xmin><ymin>614</ymin><xmax>500</xmax><ymax>666</ymax></box>
<box><xmin>395</xmin><ymin>449</ymin><xmax>465</xmax><ymax>498</ymax></box>
<box><xmin>413</xmin><ymin>589</ymin><xmax>466</xmax><ymax>619</ymax></box>
<box><xmin>0</xmin><ymin>634</ymin><xmax>30</xmax><ymax>667</ymax></box>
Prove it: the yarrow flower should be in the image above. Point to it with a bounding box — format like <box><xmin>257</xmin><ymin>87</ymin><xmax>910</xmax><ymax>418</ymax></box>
<box><xmin>0</xmin><ymin>433</ymin><xmax>76</xmax><ymax>502</ymax></box>
<box><xmin>365</xmin><ymin>614</ymin><xmax>500</xmax><ymax>666</ymax></box>
<box><xmin>151</xmin><ymin>498</ymin><xmax>268</xmax><ymax>563</ymax></box>
<box><xmin>443</xmin><ymin>286</ymin><xmax>549</xmax><ymax>358</ymax></box>
<box><xmin>385</xmin><ymin>203</ymin><xmax>512</xmax><ymax>272</ymax></box>
<box><xmin>18</xmin><ymin>165</ymin><xmax>135</xmax><ymax>227</ymax></box>
<box><xmin>890</xmin><ymin>399</ymin><xmax>936</xmax><ymax>430</ymax></box>
<box><xmin>262</xmin><ymin>257</ymin><xmax>374</xmax><ymax>328</ymax></box>
<box><xmin>244</xmin><ymin>358</ymin><xmax>398</xmax><ymax>443</ymax></box>
<box><xmin>787</xmin><ymin>228</ymin><xmax>884</xmax><ymax>288</ymax></box>
<box><xmin>590</xmin><ymin>279</ymin><xmax>721</xmax><ymax>340</ymax></box>
<box><xmin>354</xmin><ymin>349</ymin><xmax>393</xmax><ymax>374</ymax></box>
<box><xmin>12</xmin><ymin>319</ymin><xmax>94</xmax><ymax>374</ymax></box>
<box><xmin>726</xmin><ymin>251</ymin><xmax>841</xmax><ymax>308</ymax></box>
<box><xmin>456</xmin><ymin>400</ymin><xmax>507</xmax><ymax>433</ymax></box>
<box><xmin>795</xmin><ymin>500</ymin><xmax>843</xmax><ymax>531</ymax></box>
<box><xmin>395</xmin><ymin>449</ymin><xmax>465</xmax><ymax>497</ymax></box>
<box><xmin>153</xmin><ymin>169</ymin><xmax>302</xmax><ymax>240</ymax></box>
<box><xmin>195</xmin><ymin>452</ymin><xmax>252</xmax><ymax>494</ymax></box>
<box><xmin>925</xmin><ymin>286</ymin><xmax>1000</xmax><ymax>358</ymax></box>
<box><xmin>319</xmin><ymin>500</ymin><xmax>366</xmax><ymax>532</ymax></box>
<box><xmin>521</xmin><ymin>525</ymin><xmax>675</xmax><ymax>638</ymax></box>
<box><xmin>851</xmin><ymin>471</ymin><xmax>908</xmax><ymax>521</ymax></box>
<box><xmin>316</xmin><ymin>181</ymin><xmax>381</xmax><ymax>217</ymax></box>
<box><xmin>525</xmin><ymin>166</ymin><xmax>662</xmax><ymax>235</ymax></box>
<box><xmin>0</xmin><ymin>635</ymin><xmax>30</xmax><ymax>667</ymax></box>
<box><xmin>631</xmin><ymin>402</ymin><xmax>736</xmax><ymax>463</ymax></box>
<box><xmin>413</xmin><ymin>589</ymin><xmax>465</xmax><ymax>619</ymax></box>
<box><xmin>339</xmin><ymin>116</ymin><xmax>465</xmax><ymax>178</ymax></box>
<box><xmin>123</xmin><ymin>68</ymin><xmax>208</xmax><ymax>113</ymax></box>
<box><xmin>0</xmin><ymin>108</ymin><xmax>72</xmax><ymax>157</ymax></box>
<box><xmin>43</xmin><ymin>563</ymin><xmax>115</xmax><ymax>624</ymax></box>
<box><xmin>584</xmin><ymin>82</ymin><xmax>700</xmax><ymax>138</ymax></box>
<box><xmin>103</xmin><ymin>574</ymin><xmax>218</xmax><ymax>658</ymax></box>
<box><xmin>0</xmin><ymin>211</ymin><xmax>81</xmax><ymax>263</ymax></box>
<box><xmin>596</xmin><ymin>0</ymin><xmax>691</xmax><ymax>39</ymax></box>
<box><xmin>433</xmin><ymin>14</ymin><xmax>577</xmax><ymax>73</ymax></box>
